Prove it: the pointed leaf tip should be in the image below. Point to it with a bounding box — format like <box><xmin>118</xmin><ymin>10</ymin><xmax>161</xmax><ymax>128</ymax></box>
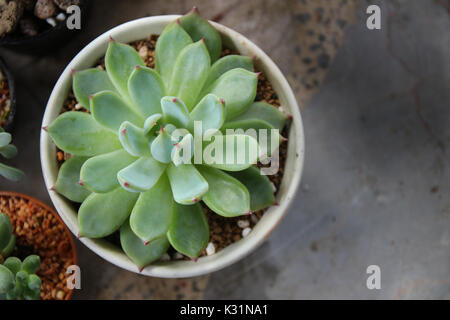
<box><xmin>176</xmin><ymin>18</ymin><xmax>181</xmax><ymax>24</ymax></box>
<box><xmin>71</xmin><ymin>69</ymin><xmax>77</xmax><ymax>76</ymax></box>
<box><xmin>274</xmin><ymin>201</ymin><xmax>279</xmax><ymax>206</ymax></box>
<box><xmin>143</xmin><ymin>240</ymin><xmax>150</xmax><ymax>246</ymax></box>
<box><xmin>135</xmin><ymin>65</ymin><xmax>141</xmax><ymax>69</ymax></box>
<box><xmin>256</xmin><ymin>72</ymin><xmax>262</xmax><ymax>77</ymax></box>
<box><xmin>201</xmin><ymin>37</ymin><xmax>206</xmax><ymax>43</ymax></box>
<box><xmin>42</xmin><ymin>126</ymin><xmax>48</xmax><ymax>131</ymax></box>
<box><xmin>220</xmin><ymin>98</ymin><xmax>225</xmax><ymax>105</ymax></box>
<box><xmin>246</xmin><ymin>210</ymin><xmax>252</xmax><ymax>215</ymax></box>
<box><xmin>138</xmin><ymin>266</ymin><xmax>144</xmax><ymax>273</ymax></box>
<box><xmin>192</xmin><ymin>257</ymin><xmax>199</xmax><ymax>262</ymax></box>
<box><xmin>281</xmin><ymin>136</ymin><xmax>288</xmax><ymax>142</ymax></box>
<box><xmin>190</xmin><ymin>6</ymin><xmax>199</xmax><ymax>14</ymax></box>
<box><xmin>78</xmin><ymin>180</ymin><xmax>84</xmax><ymax>186</ymax></box>
<box><xmin>121</xmin><ymin>128</ymin><xmax>127</xmax><ymax>134</ymax></box>
<box><xmin>287</xmin><ymin>114</ymin><xmax>293</xmax><ymax>120</ymax></box>
<box><xmin>77</xmin><ymin>232</ymin><xmax>83</xmax><ymax>239</ymax></box>
<box><xmin>109</xmin><ymin>35</ymin><xmax>115</xmax><ymax>42</ymax></box>
<box><xmin>49</xmin><ymin>186</ymin><xmax>56</xmax><ymax>191</ymax></box>
<box><xmin>124</xmin><ymin>182</ymin><xmax>130</xmax><ymax>187</ymax></box>
<box><xmin>193</xmin><ymin>197</ymin><xmax>198</xmax><ymax>203</ymax></box>
<box><xmin>172</xmin><ymin>97</ymin><xmax>177</xmax><ymax>102</ymax></box>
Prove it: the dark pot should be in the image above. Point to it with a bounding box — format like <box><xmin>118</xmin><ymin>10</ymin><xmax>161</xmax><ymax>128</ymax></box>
<box><xmin>0</xmin><ymin>56</ymin><xmax>16</xmax><ymax>132</ymax></box>
<box><xmin>0</xmin><ymin>0</ymin><xmax>90</xmax><ymax>55</ymax></box>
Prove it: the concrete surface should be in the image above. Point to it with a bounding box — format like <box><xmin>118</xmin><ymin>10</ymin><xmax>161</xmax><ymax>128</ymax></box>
<box><xmin>0</xmin><ymin>0</ymin><xmax>449</xmax><ymax>299</ymax></box>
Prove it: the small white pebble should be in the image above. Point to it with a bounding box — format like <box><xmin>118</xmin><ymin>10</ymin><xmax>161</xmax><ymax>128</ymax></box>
<box><xmin>96</xmin><ymin>65</ymin><xmax>103</xmax><ymax>70</ymax></box>
<box><xmin>46</xmin><ymin>17</ymin><xmax>57</xmax><ymax>27</ymax></box>
<box><xmin>159</xmin><ymin>253</ymin><xmax>171</xmax><ymax>261</ymax></box>
<box><xmin>278</xmin><ymin>105</ymin><xmax>286</xmax><ymax>115</ymax></box>
<box><xmin>206</xmin><ymin>242</ymin><xmax>215</xmax><ymax>256</ymax></box>
<box><xmin>74</xmin><ymin>103</ymin><xmax>83</xmax><ymax>110</ymax></box>
<box><xmin>173</xmin><ymin>252</ymin><xmax>184</xmax><ymax>260</ymax></box>
<box><xmin>242</xmin><ymin>227</ymin><xmax>252</xmax><ymax>238</ymax></box>
<box><xmin>56</xmin><ymin>13</ymin><xmax>66</xmax><ymax>21</ymax></box>
<box><xmin>250</xmin><ymin>214</ymin><xmax>259</xmax><ymax>224</ymax></box>
<box><xmin>270</xmin><ymin>181</ymin><xmax>277</xmax><ymax>193</ymax></box>
<box><xmin>237</xmin><ymin>220</ymin><xmax>250</xmax><ymax>229</ymax></box>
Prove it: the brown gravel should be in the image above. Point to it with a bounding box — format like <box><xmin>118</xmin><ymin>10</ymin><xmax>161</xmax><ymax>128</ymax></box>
<box><xmin>0</xmin><ymin>194</ymin><xmax>75</xmax><ymax>300</ymax></box>
<box><xmin>59</xmin><ymin>34</ymin><xmax>290</xmax><ymax>257</ymax></box>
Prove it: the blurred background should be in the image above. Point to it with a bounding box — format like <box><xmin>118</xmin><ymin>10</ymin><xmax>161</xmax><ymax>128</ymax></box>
<box><xmin>0</xmin><ymin>0</ymin><xmax>449</xmax><ymax>299</ymax></box>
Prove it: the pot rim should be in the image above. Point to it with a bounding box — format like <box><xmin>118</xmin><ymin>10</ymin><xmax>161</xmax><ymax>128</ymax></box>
<box><xmin>40</xmin><ymin>15</ymin><xmax>305</xmax><ymax>278</ymax></box>
<box><xmin>0</xmin><ymin>191</ymin><xmax>77</xmax><ymax>300</ymax></box>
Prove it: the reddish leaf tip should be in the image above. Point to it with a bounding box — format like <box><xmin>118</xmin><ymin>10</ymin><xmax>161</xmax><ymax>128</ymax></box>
<box><xmin>49</xmin><ymin>186</ymin><xmax>56</xmax><ymax>191</ymax></box>
<box><xmin>274</xmin><ymin>201</ymin><xmax>279</xmax><ymax>206</ymax></box>
<box><xmin>190</xmin><ymin>6</ymin><xmax>199</xmax><ymax>14</ymax></box>
<box><xmin>124</xmin><ymin>182</ymin><xmax>130</xmax><ymax>187</ymax></box>
<box><xmin>287</xmin><ymin>114</ymin><xmax>293</xmax><ymax>120</ymax></box>
<box><xmin>172</xmin><ymin>97</ymin><xmax>177</xmax><ymax>102</ymax></box>
<box><xmin>71</xmin><ymin>69</ymin><xmax>77</xmax><ymax>76</ymax></box>
<box><xmin>281</xmin><ymin>136</ymin><xmax>288</xmax><ymax>142</ymax></box>
<box><xmin>89</xmin><ymin>94</ymin><xmax>94</xmax><ymax>100</ymax></box>
<box><xmin>159</xmin><ymin>125</ymin><xmax>164</xmax><ymax>133</ymax></box>
<box><xmin>121</xmin><ymin>128</ymin><xmax>127</xmax><ymax>134</ymax></box>
<box><xmin>109</xmin><ymin>35</ymin><xmax>115</xmax><ymax>42</ymax></box>
<box><xmin>135</xmin><ymin>65</ymin><xmax>141</xmax><ymax>69</ymax></box>
<box><xmin>251</xmin><ymin>55</ymin><xmax>258</xmax><ymax>61</ymax></box>
<box><xmin>220</xmin><ymin>98</ymin><xmax>225</xmax><ymax>105</ymax></box>
<box><xmin>77</xmin><ymin>233</ymin><xmax>83</xmax><ymax>239</ymax></box>
<box><xmin>255</xmin><ymin>72</ymin><xmax>262</xmax><ymax>77</ymax></box>
<box><xmin>176</xmin><ymin>18</ymin><xmax>181</xmax><ymax>24</ymax></box>
<box><xmin>78</xmin><ymin>180</ymin><xmax>84</xmax><ymax>186</ymax></box>
<box><xmin>193</xmin><ymin>197</ymin><xmax>198</xmax><ymax>203</ymax></box>
<box><xmin>201</xmin><ymin>37</ymin><xmax>206</xmax><ymax>43</ymax></box>
<box><xmin>138</xmin><ymin>266</ymin><xmax>144</xmax><ymax>273</ymax></box>
<box><xmin>192</xmin><ymin>257</ymin><xmax>199</xmax><ymax>262</ymax></box>
<box><xmin>143</xmin><ymin>240</ymin><xmax>150</xmax><ymax>246</ymax></box>
<box><xmin>42</xmin><ymin>126</ymin><xmax>48</xmax><ymax>132</ymax></box>
<box><xmin>245</xmin><ymin>210</ymin><xmax>252</xmax><ymax>215</ymax></box>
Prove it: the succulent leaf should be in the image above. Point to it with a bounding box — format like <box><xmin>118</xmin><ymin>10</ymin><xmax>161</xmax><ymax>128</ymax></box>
<box><xmin>1</xmin><ymin>234</ymin><xmax>15</xmax><ymax>257</ymax></box>
<box><xmin>117</xmin><ymin>157</ymin><xmax>167</xmax><ymax>192</ymax></box>
<box><xmin>204</xmin><ymin>55</ymin><xmax>254</xmax><ymax>88</ymax></box>
<box><xmin>228</xmin><ymin>101</ymin><xmax>287</xmax><ymax>131</ymax></box>
<box><xmin>73</xmin><ymin>68</ymin><xmax>117</xmax><ymax>110</ymax></box>
<box><xmin>128</xmin><ymin>66</ymin><xmax>165</xmax><ymax>117</ymax></box>
<box><xmin>91</xmin><ymin>91</ymin><xmax>144</xmax><ymax>132</ymax></box>
<box><xmin>166</xmin><ymin>163</ymin><xmax>208</xmax><ymax>205</ymax></box>
<box><xmin>105</xmin><ymin>40</ymin><xmax>145</xmax><ymax>102</ymax></box>
<box><xmin>48</xmin><ymin>112</ymin><xmax>122</xmax><ymax>156</ymax></box>
<box><xmin>188</xmin><ymin>94</ymin><xmax>225</xmax><ymax>134</ymax></box>
<box><xmin>169</xmin><ymin>40</ymin><xmax>210</xmax><ymax>110</ymax></box>
<box><xmin>26</xmin><ymin>274</ymin><xmax>41</xmax><ymax>292</ymax></box>
<box><xmin>0</xmin><ymin>163</ymin><xmax>24</xmax><ymax>182</ymax></box>
<box><xmin>0</xmin><ymin>144</ymin><xmax>18</xmax><ymax>159</ymax></box>
<box><xmin>3</xmin><ymin>257</ymin><xmax>21</xmax><ymax>275</ymax></box>
<box><xmin>0</xmin><ymin>213</ymin><xmax>12</xmax><ymax>252</ymax></box>
<box><xmin>150</xmin><ymin>129</ymin><xmax>175</xmax><ymax>164</ymax></box>
<box><xmin>80</xmin><ymin>150</ymin><xmax>136</xmax><ymax>193</ymax></box>
<box><xmin>197</xmin><ymin>165</ymin><xmax>250</xmax><ymax>217</ymax></box>
<box><xmin>204</xmin><ymin>134</ymin><xmax>259</xmax><ymax>171</ymax></box>
<box><xmin>130</xmin><ymin>174</ymin><xmax>173</xmax><ymax>242</ymax></box>
<box><xmin>228</xmin><ymin>166</ymin><xmax>276</xmax><ymax>211</ymax></box>
<box><xmin>155</xmin><ymin>21</ymin><xmax>193</xmax><ymax>87</ymax></box>
<box><xmin>204</xmin><ymin>68</ymin><xmax>258</xmax><ymax>120</ymax></box>
<box><xmin>78</xmin><ymin>188</ymin><xmax>139</xmax><ymax>238</ymax></box>
<box><xmin>118</xmin><ymin>121</ymin><xmax>151</xmax><ymax>157</ymax></box>
<box><xmin>167</xmin><ymin>203</ymin><xmax>209</xmax><ymax>259</ymax></box>
<box><xmin>143</xmin><ymin>113</ymin><xmax>162</xmax><ymax>135</ymax></box>
<box><xmin>222</xmin><ymin>119</ymin><xmax>281</xmax><ymax>158</ymax></box>
<box><xmin>0</xmin><ymin>265</ymin><xmax>15</xmax><ymax>294</ymax></box>
<box><xmin>171</xmin><ymin>133</ymin><xmax>194</xmax><ymax>166</ymax></box>
<box><xmin>180</xmin><ymin>8</ymin><xmax>222</xmax><ymax>63</ymax></box>
<box><xmin>55</xmin><ymin>156</ymin><xmax>91</xmax><ymax>202</ymax></box>
<box><xmin>21</xmin><ymin>255</ymin><xmax>40</xmax><ymax>274</ymax></box>
<box><xmin>0</xmin><ymin>132</ymin><xmax>11</xmax><ymax>148</ymax></box>
<box><xmin>161</xmin><ymin>96</ymin><xmax>190</xmax><ymax>128</ymax></box>
<box><xmin>120</xmin><ymin>218</ymin><xmax>170</xmax><ymax>270</ymax></box>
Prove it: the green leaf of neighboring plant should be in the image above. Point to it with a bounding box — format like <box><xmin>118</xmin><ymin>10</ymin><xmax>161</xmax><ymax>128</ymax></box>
<box><xmin>0</xmin><ymin>163</ymin><xmax>24</xmax><ymax>182</ymax></box>
<box><xmin>1</xmin><ymin>234</ymin><xmax>15</xmax><ymax>257</ymax></box>
<box><xmin>155</xmin><ymin>21</ymin><xmax>193</xmax><ymax>87</ymax></box>
<box><xmin>203</xmin><ymin>134</ymin><xmax>259</xmax><ymax>171</ymax></box>
<box><xmin>73</xmin><ymin>68</ymin><xmax>117</xmax><ymax>110</ymax></box>
<box><xmin>0</xmin><ymin>265</ymin><xmax>15</xmax><ymax>294</ymax></box>
<box><xmin>48</xmin><ymin>112</ymin><xmax>122</xmax><ymax>156</ymax></box>
<box><xmin>0</xmin><ymin>132</ymin><xmax>11</xmax><ymax>148</ymax></box>
<box><xmin>3</xmin><ymin>257</ymin><xmax>21</xmax><ymax>275</ymax></box>
<box><xmin>105</xmin><ymin>40</ymin><xmax>145</xmax><ymax>101</ymax></box>
<box><xmin>118</xmin><ymin>121</ymin><xmax>151</xmax><ymax>157</ymax></box>
<box><xmin>205</xmin><ymin>68</ymin><xmax>258</xmax><ymax>120</ymax></box>
<box><xmin>0</xmin><ymin>144</ymin><xmax>18</xmax><ymax>159</ymax></box>
<box><xmin>91</xmin><ymin>91</ymin><xmax>144</xmax><ymax>132</ymax></box>
<box><xmin>188</xmin><ymin>94</ymin><xmax>225</xmax><ymax>134</ymax></box>
<box><xmin>228</xmin><ymin>101</ymin><xmax>286</xmax><ymax>131</ymax></box>
<box><xmin>166</xmin><ymin>163</ymin><xmax>209</xmax><ymax>205</ymax></box>
<box><xmin>222</xmin><ymin>119</ymin><xmax>281</xmax><ymax>158</ymax></box>
<box><xmin>120</xmin><ymin>218</ymin><xmax>170</xmax><ymax>270</ymax></box>
<box><xmin>167</xmin><ymin>203</ymin><xmax>209</xmax><ymax>259</ymax></box>
<box><xmin>55</xmin><ymin>156</ymin><xmax>91</xmax><ymax>202</ymax></box>
<box><xmin>204</xmin><ymin>55</ymin><xmax>254</xmax><ymax>89</ymax></box>
<box><xmin>21</xmin><ymin>255</ymin><xmax>40</xmax><ymax>274</ymax></box>
<box><xmin>130</xmin><ymin>174</ymin><xmax>173</xmax><ymax>243</ymax></box>
<box><xmin>0</xmin><ymin>213</ymin><xmax>12</xmax><ymax>252</ymax></box>
<box><xmin>180</xmin><ymin>8</ymin><xmax>222</xmax><ymax>63</ymax></box>
<box><xmin>26</xmin><ymin>274</ymin><xmax>41</xmax><ymax>292</ymax></box>
<box><xmin>228</xmin><ymin>166</ymin><xmax>275</xmax><ymax>211</ymax></box>
<box><xmin>80</xmin><ymin>149</ymin><xmax>136</xmax><ymax>193</ymax></box>
<box><xmin>169</xmin><ymin>40</ymin><xmax>210</xmax><ymax>111</ymax></box>
<box><xmin>197</xmin><ymin>165</ymin><xmax>250</xmax><ymax>217</ymax></box>
<box><xmin>78</xmin><ymin>188</ymin><xmax>139</xmax><ymax>238</ymax></box>
<box><xmin>161</xmin><ymin>96</ymin><xmax>190</xmax><ymax>128</ymax></box>
<box><xmin>128</xmin><ymin>66</ymin><xmax>165</xmax><ymax>117</ymax></box>
<box><xmin>117</xmin><ymin>157</ymin><xmax>167</xmax><ymax>192</ymax></box>
<box><xmin>150</xmin><ymin>129</ymin><xmax>174</xmax><ymax>164</ymax></box>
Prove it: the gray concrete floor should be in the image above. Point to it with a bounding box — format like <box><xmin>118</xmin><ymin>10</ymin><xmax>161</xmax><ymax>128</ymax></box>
<box><xmin>0</xmin><ymin>0</ymin><xmax>449</xmax><ymax>299</ymax></box>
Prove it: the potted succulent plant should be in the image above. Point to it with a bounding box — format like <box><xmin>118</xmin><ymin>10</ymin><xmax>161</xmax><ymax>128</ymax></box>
<box><xmin>41</xmin><ymin>8</ymin><xmax>305</xmax><ymax>277</ymax></box>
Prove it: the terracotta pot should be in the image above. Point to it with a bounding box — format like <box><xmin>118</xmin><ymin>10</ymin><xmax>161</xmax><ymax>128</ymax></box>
<box><xmin>40</xmin><ymin>15</ymin><xmax>305</xmax><ymax>278</ymax></box>
<box><xmin>0</xmin><ymin>191</ymin><xmax>77</xmax><ymax>299</ymax></box>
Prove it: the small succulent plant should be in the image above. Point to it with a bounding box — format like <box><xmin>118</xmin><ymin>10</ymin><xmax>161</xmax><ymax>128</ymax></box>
<box><xmin>46</xmin><ymin>8</ymin><xmax>287</xmax><ymax>270</ymax></box>
<box><xmin>0</xmin><ymin>213</ymin><xmax>42</xmax><ymax>300</ymax></box>
<box><xmin>0</xmin><ymin>127</ymin><xmax>24</xmax><ymax>181</ymax></box>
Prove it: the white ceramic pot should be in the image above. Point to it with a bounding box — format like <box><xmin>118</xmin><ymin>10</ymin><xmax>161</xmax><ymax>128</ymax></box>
<box><xmin>40</xmin><ymin>15</ymin><xmax>305</xmax><ymax>278</ymax></box>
